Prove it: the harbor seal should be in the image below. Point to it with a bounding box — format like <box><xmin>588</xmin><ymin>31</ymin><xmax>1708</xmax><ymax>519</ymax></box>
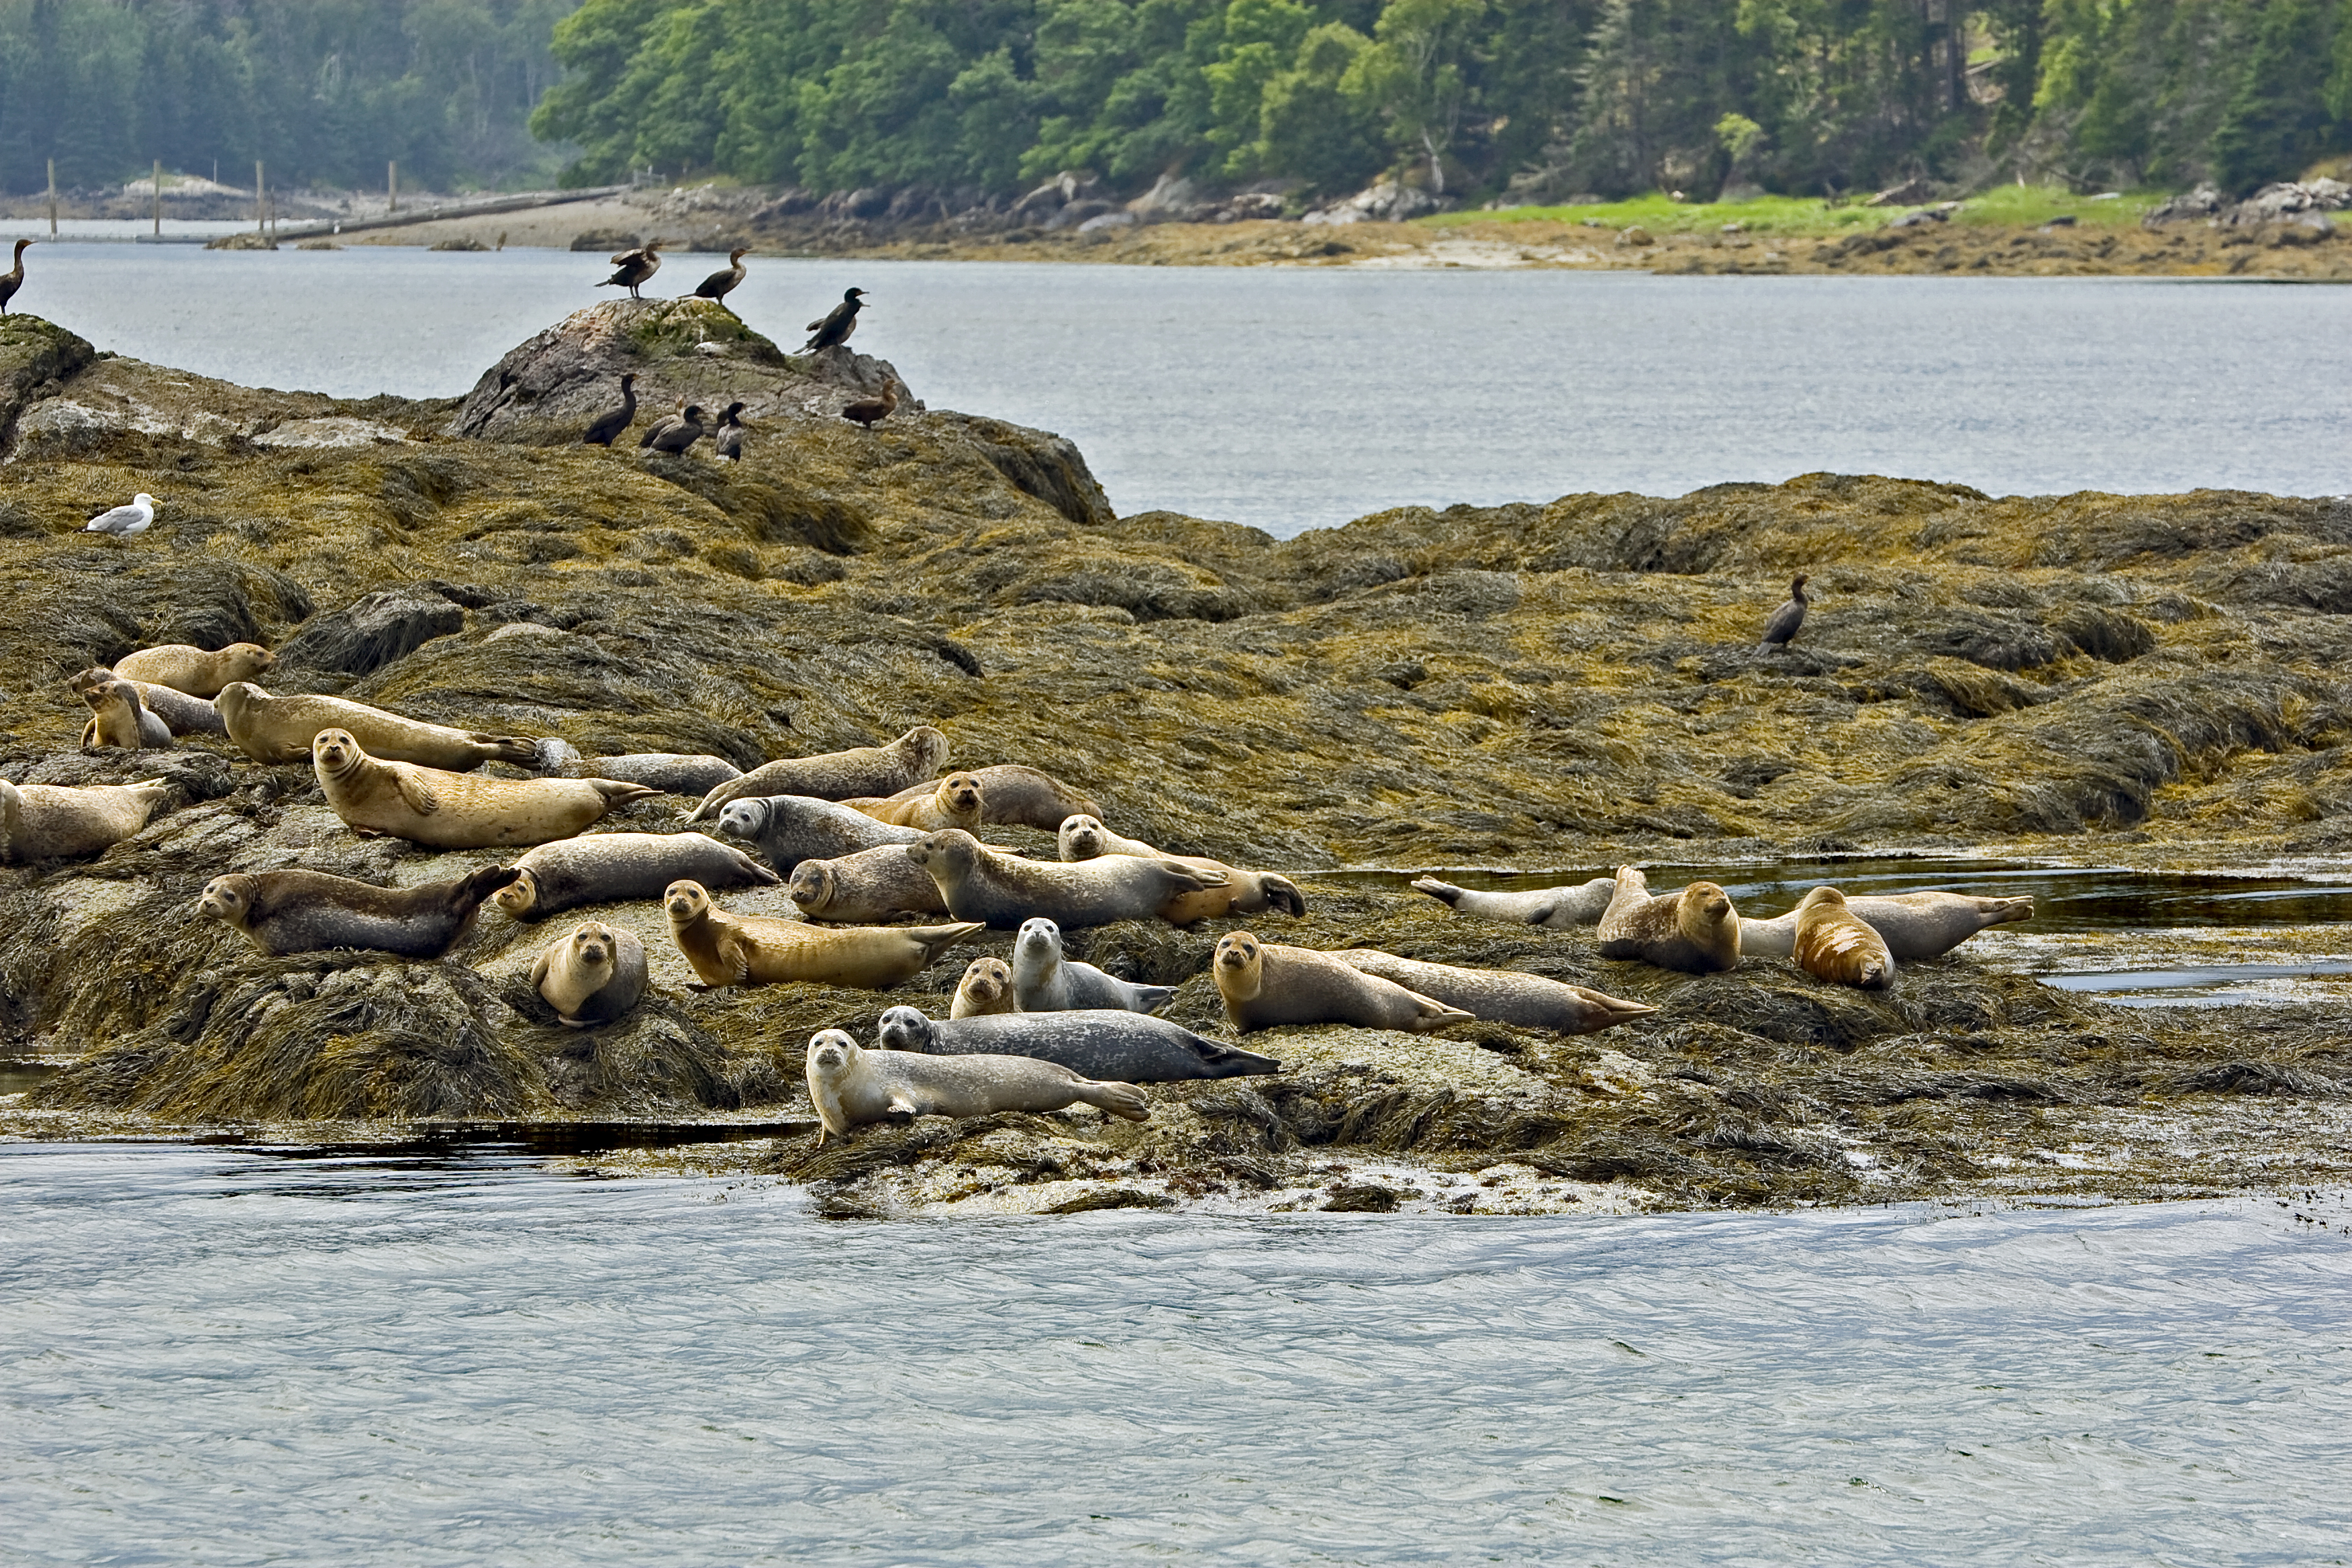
<box><xmin>663</xmin><ymin>879</ymin><xmax>981</xmax><ymax>989</ymax></box>
<box><xmin>1409</xmin><ymin>875</ymin><xmax>1616</xmax><ymax>930</ymax></box>
<box><xmin>70</xmin><ymin>668</ymin><xmax>219</xmax><ymax>739</ymax></box>
<box><xmin>219</xmin><ymin>683</ymin><xmax>538</xmax><ymax>769</ymax></box>
<box><xmin>846</xmin><ymin>770</ymin><xmax>985</xmax><ymax>831</ymax></box>
<box><xmin>1596</xmin><ymin>868</ymin><xmax>1742</xmax><ymax>973</ymax></box>
<box><xmin>804</xmin><ymin>1030</ymin><xmax>1150</xmax><ymax>1144</ymax></box>
<box><xmin>877</xmin><ymin>1005</ymin><xmax>1280</xmax><ymax>1082</ymax></box>
<box><xmin>909</xmin><ymin>828</ymin><xmax>1218</xmax><ymax>929</ymax></box>
<box><xmin>787</xmin><ymin>844</ymin><xmax>948</xmax><ymax>922</ymax></box>
<box><xmin>1738</xmin><ymin>891</ymin><xmax>2034</xmax><ymax>962</ymax></box>
<box><xmin>113</xmin><ymin>641</ymin><xmax>273</xmax><ymax>697</ymax></box>
<box><xmin>79</xmin><ymin>675</ymin><xmax>171</xmax><ymax>748</ymax></box>
<box><xmin>1010</xmin><ymin>916</ymin><xmax>1174</xmax><ymax>1014</ymax></box>
<box><xmin>684</xmin><ymin>726</ymin><xmax>950</xmax><ymax>823</ymax></box>
<box><xmin>313</xmin><ymin>729</ymin><xmax>659</xmax><ymax>848</ymax></box>
<box><xmin>1335</xmin><ymin>951</ymin><xmax>1655</xmax><ymax>1035</ymax></box>
<box><xmin>1789</xmin><ymin>887</ymin><xmax>1896</xmax><ymax>990</ymax></box>
<box><xmin>889</xmin><ymin>765</ymin><xmax>1098</xmax><ymax>830</ymax></box>
<box><xmin>1055</xmin><ymin>815</ymin><xmax>1305</xmax><ymax>923</ymax></box>
<box><xmin>714</xmin><ymin>793</ymin><xmax>925</xmax><ymax>873</ymax></box>
<box><xmin>1212</xmin><ymin>931</ymin><xmax>1474</xmax><ymax>1034</ymax></box>
<box><xmin>530</xmin><ymin>921</ymin><xmax>649</xmax><ymax>1026</ymax></box>
<box><xmin>0</xmin><ymin>777</ymin><xmax>173</xmax><ymax>862</ymax></box>
<box><xmin>493</xmin><ymin>830</ymin><xmax>779</xmax><ymax>920</ymax></box>
<box><xmin>199</xmin><ymin>865</ymin><xmax>520</xmax><ymax>958</ymax></box>
<box><xmin>950</xmin><ymin>956</ymin><xmax>1020</xmax><ymax>1018</ymax></box>
<box><xmin>575</xmin><ymin>752</ymin><xmax>742</xmax><ymax>796</ymax></box>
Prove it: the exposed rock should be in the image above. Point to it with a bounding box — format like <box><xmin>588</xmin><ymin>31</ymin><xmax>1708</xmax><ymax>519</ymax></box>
<box><xmin>1304</xmin><ymin>181</ymin><xmax>1443</xmax><ymax>226</ymax></box>
<box><xmin>252</xmin><ymin>416</ymin><xmax>412</xmax><ymax>450</ymax></box>
<box><xmin>275</xmin><ymin>584</ymin><xmax>466</xmax><ymax>677</ymax></box>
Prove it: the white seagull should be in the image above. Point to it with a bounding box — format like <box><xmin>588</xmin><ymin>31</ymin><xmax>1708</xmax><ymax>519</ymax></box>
<box><xmin>83</xmin><ymin>493</ymin><xmax>157</xmax><ymax>536</ymax></box>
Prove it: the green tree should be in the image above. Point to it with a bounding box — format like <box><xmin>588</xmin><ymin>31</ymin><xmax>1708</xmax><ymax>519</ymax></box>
<box><xmin>1342</xmin><ymin>0</ymin><xmax>1485</xmax><ymax>192</ymax></box>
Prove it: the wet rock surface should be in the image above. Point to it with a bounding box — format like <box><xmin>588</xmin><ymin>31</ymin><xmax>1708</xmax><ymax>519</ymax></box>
<box><xmin>1</xmin><ymin>307</ymin><xmax>2349</xmax><ymax>1214</ymax></box>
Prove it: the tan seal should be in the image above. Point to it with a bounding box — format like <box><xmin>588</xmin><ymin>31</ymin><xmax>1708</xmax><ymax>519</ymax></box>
<box><xmin>881</xmin><ymin>765</ymin><xmax>1097</xmax><ymax>831</ymax></box>
<box><xmin>685</xmin><ymin>726</ymin><xmax>951</xmax><ymax>823</ymax></box>
<box><xmin>1596</xmin><ymin>867</ymin><xmax>1741</xmax><ymax>973</ymax></box>
<box><xmin>950</xmin><ymin>956</ymin><xmax>1020</xmax><ymax>1018</ymax></box>
<box><xmin>113</xmin><ymin>641</ymin><xmax>274</xmax><ymax>697</ymax></box>
<box><xmin>910</xmin><ymin>828</ymin><xmax>1218</xmax><ymax>930</ymax></box>
<box><xmin>1055</xmin><ymin>814</ymin><xmax>1305</xmax><ymax>923</ymax></box>
<box><xmin>78</xmin><ymin>675</ymin><xmax>171</xmax><ymax>749</ymax></box>
<box><xmin>530</xmin><ymin>921</ymin><xmax>650</xmax><ymax>1026</ymax></box>
<box><xmin>71</xmin><ymin>668</ymin><xmax>221</xmax><ymax>739</ymax></box>
<box><xmin>218</xmin><ymin>682</ymin><xmax>538</xmax><ymax>769</ymax></box>
<box><xmin>199</xmin><ymin>865</ymin><xmax>521</xmax><ymax>958</ymax></box>
<box><xmin>803</xmin><ymin>1029</ymin><xmax>1148</xmax><ymax>1144</ymax></box>
<box><xmin>313</xmin><ymin>728</ymin><xmax>659</xmax><ymax>848</ymax></box>
<box><xmin>1741</xmin><ymin>891</ymin><xmax>2033</xmax><ymax>962</ymax></box>
<box><xmin>1336</xmin><ymin>951</ymin><xmax>1655</xmax><ymax>1035</ymax></box>
<box><xmin>787</xmin><ymin>844</ymin><xmax>948</xmax><ymax>923</ymax></box>
<box><xmin>846</xmin><ymin>771</ymin><xmax>984</xmax><ymax>831</ymax></box>
<box><xmin>1409</xmin><ymin>875</ymin><xmax>1616</xmax><ymax>930</ymax></box>
<box><xmin>663</xmin><ymin>879</ymin><xmax>981</xmax><ymax>990</ymax></box>
<box><xmin>1211</xmin><ymin>930</ymin><xmax>1474</xmax><ymax>1034</ymax></box>
<box><xmin>0</xmin><ymin>777</ymin><xmax>172</xmax><ymax>863</ymax></box>
<box><xmin>1790</xmin><ymin>887</ymin><xmax>1896</xmax><ymax>990</ymax></box>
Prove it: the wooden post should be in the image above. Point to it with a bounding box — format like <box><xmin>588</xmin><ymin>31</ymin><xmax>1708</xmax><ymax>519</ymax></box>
<box><xmin>255</xmin><ymin>160</ymin><xmax>264</xmax><ymax>234</ymax></box>
<box><xmin>152</xmin><ymin>159</ymin><xmax>161</xmax><ymax>236</ymax></box>
<box><xmin>389</xmin><ymin>160</ymin><xmax>397</xmax><ymax>214</ymax></box>
<box><xmin>46</xmin><ymin>158</ymin><xmax>56</xmax><ymax>237</ymax></box>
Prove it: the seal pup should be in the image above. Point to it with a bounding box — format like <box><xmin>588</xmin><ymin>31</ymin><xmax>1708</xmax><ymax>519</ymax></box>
<box><xmin>950</xmin><ymin>956</ymin><xmax>1020</xmax><ymax>1018</ymax></box>
<box><xmin>313</xmin><ymin>729</ymin><xmax>659</xmax><ymax>849</ymax></box>
<box><xmin>1010</xmin><ymin>917</ymin><xmax>1173</xmax><ymax>1014</ymax></box>
<box><xmin>71</xmin><ymin>669</ymin><xmax>222</xmax><ymax>738</ymax></box>
<box><xmin>199</xmin><ymin>865</ymin><xmax>520</xmax><ymax>958</ymax></box>
<box><xmin>1789</xmin><ymin>887</ymin><xmax>1896</xmax><ymax>990</ymax></box>
<box><xmin>895</xmin><ymin>765</ymin><xmax>1097</xmax><ymax>832</ymax></box>
<box><xmin>1335</xmin><ymin>952</ymin><xmax>1655</xmax><ymax>1036</ymax></box>
<box><xmin>1409</xmin><ymin>875</ymin><xmax>1616</xmax><ymax>930</ymax></box>
<box><xmin>1738</xmin><ymin>891</ymin><xmax>2035</xmax><ymax>963</ymax></box>
<box><xmin>686</xmin><ymin>726</ymin><xmax>951</xmax><ymax>823</ymax></box>
<box><xmin>1054</xmin><ymin>815</ymin><xmax>1306</xmax><ymax>923</ymax></box>
<box><xmin>716</xmin><ymin>793</ymin><xmax>925</xmax><ymax>874</ymax></box>
<box><xmin>802</xmin><ymin>287</ymin><xmax>867</xmax><ymax>351</ymax></box>
<box><xmin>910</xmin><ymin>828</ymin><xmax>1218</xmax><ymax>930</ymax></box>
<box><xmin>0</xmin><ymin>777</ymin><xmax>172</xmax><ymax>863</ymax></box>
<box><xmin>113</xmin><ymin>642</ymin><xmax>273</xmax><ymax>697</ymax></box>
<box><xmin>493</xmin><ymin>831</ymin><xmax>778</xmax><ymax>920</ymax></box>
<box><xmin>878</xmin><ymin>1006</ymin><xmax>1279</xmax><ymax>1083</ymax></box>
<box><xmin>663</xmin><ymin>879</ymin><xmax>979</xmax><ymax>990</ymax></box>
<box><xmin>218</xmin><ymin>683</ymin><xmax>538</xmax><ymax>769</ymax></box>
<box><xmin>531</xmin><ymin>921</ymin><xmax>648</xmax><ymax>1026</ymax></box>
<box><xmin>79</xmin><ymin>675</ymin><xmax>172</xmax><ymax>749</ymax></box>
<box><xmin>1596</xmin><ymin>867</ymin><xmax>1742</xmax><ymax>974</ymax></box>
<box><xmin>573</xmin><ymin>752</ymin><xmax>742</xmax><ymax>796</ymax></box>
<box><xmin>788</xmin><ymin>844</ymin><xmax>948</xmax><ymax>922</ymax></box>
<box><xmin>805</xmin><ymin>1029</ymin><xmax>1148</xmax><ymax>1145</ymax></box>
<box><xmin>1757</xmin><ymin>573</ymin><xmax>1810</xmax><ymax>654</ymax></box>
<box><xmin>846</xmin><ymin>771</ymin><xmax>984</xmax><ymax>831</ymax></box>
<box><xmin>83</xmin><ymin>493</ymin><xmax>156</xmax><ymax>536</ymax></box>
<box><xmin>1212</xmin><ymin>932</ymin><xmax>1473</xmax><ymax>1034</ymax></box>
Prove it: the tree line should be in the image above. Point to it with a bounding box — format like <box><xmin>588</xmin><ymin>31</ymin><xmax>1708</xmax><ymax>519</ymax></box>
<box><xmin>0</xmin><ymin>0</ymin><xmax>576</xmax><ymax>194</ymax></box>
<box><xmin>530</xmin><ymin>0</ymin><xmax>2352</xmax><ymax>203</ymax></box>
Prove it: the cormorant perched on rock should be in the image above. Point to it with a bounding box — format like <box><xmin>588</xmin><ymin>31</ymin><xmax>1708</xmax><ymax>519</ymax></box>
<box><xmin>802</xmin><ymin>287</ymin><xmax>867</xmax><ymax>350</ymax></box>
<box><xmin>839</xmin><ymin>380</ymin><xmax>899</xmax><ymax>431</ymax></box>
<box><xmin>599</xmin><ymin>238</ymin><xmax>667</xmax><ymax>299</ymax></box>
<box><xmin>695</xmin><ymin>248</ymin><xmax>750</xmax><ymax>311</ymax></box>
<box><xmin>639</xmin><ymin>403</ymin><xmax>706</xmax><ymax>454</ymax></box>
<box><xmin>712</xmin><ymin>402</ymin><xmax>748</xmax><ymax>460</ymax></box>
<box><xmin>1756</xmin><ymin>573</ymin><xmax>1810</xmax><ymax>654</ymax></box>
<box><xmin>0</xmin><ymin>239</ymin><xmax>30</xmax><ymax>313</ymax></box>
<box><xmin>582</xmin><ymin>373</ymin><xmax>638</xmax><ymax>446</ymax></box>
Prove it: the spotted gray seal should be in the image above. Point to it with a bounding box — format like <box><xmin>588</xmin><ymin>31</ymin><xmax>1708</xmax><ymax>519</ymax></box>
<box><xmin>805</xmin><ymin>1030</ymin><xmax>1150</xmax><ymax>1143</ymax></box>
<box><xmin>910</xmin><ymin>828</ymin><xmax>1216</xmax><ymax>930</ymax></box>
<box><xmin>0</xmin><ymin>777</ymin><xmax>173</xmax><ymax>862</ymax></box>
<box><xmin>577</xmin><ymin>753</ymin><xmax>744</xmax><ymax>796</ymax></box>
<box><xmin>1409</xmin><ymin>875</ymin><xmax>1616</xmax><ymax>930</ymax></box>
<box><xmin>493</xmin><ymin>830</ymin><xmax>778</xmax><ymax>920</ymax></box>
<box><xmin>78</xmin><ymin>674</ymin><xmax>171</xmax><ymax>748</ymax></box>
<box><xmin>1739</xmin><ymin>891</ymin><xmax>2033</xmax><ymax>962</ymax></box>
<box><xmin>685</xmin><ymin>725</ymin><xmax>950</xmax><ymax>823</ymax></box>
<box><xmin>1010</xmin><ymin>917</ymin><xmax>1173</xmax><ymax>1014</ymax></box>
<box><xmin>876</xmin><ymin>1006</ymin><xmax>1279</xmax><ymax>1083</ymax></box>
<box><xmin>199</xmin><ymin>865</ymin><xmax>521</xmax><ymax>958</ymax></box>
<box><xmin>714</xmin><ymin>793</ymin><xmax>926</xmax><ymax>873</ymax></box>
<box><xmin>1054</xmin><ymin>815</ymin><xmax>1304</xmax><ymax>923</ymax></box>
<box><xmin>787</xmin><ymin>844</ymin><xmax>947</xmax><ymax>922</ymax></box>
<box><xmin>531</xmin><ymin>921</ymin><xmax>650</xmax><ymax>1026</ymax></box>
<box><xmin>1335</xmin><ymin>951</ymin><xmax>1655</xmax><ymax>1034</ymax></box>
<box><xmin>1211</xmin><ymin>931</ymin><xmax>1473</xmax><ymax>1034</ymax></box>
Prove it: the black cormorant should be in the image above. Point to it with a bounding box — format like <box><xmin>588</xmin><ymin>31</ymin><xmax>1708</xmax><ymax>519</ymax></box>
<box><xmin>712</xmin><ymin>402</ymin><xmax>748</xmax><ymax>460</ymax></box>
<box><xmin>802</xmin><ymin>287</ymin><xmax>867</xmax><ymax>350</ymax></box>
<box><xmin>0</xmin><ymin>239</ymin><xmax>32</xmax><ymax>313</ymax></box>
<box><xmin>1756</xmin><ymin>573</ymin><xmax>1810</xmax><ymax>654</ymax></box>
<box><xmin>582</xmin><ymin>373</ymin><xmax>638</xmax><ymax>446</ymax></box>
<box><xmin>599</xmin><ymin>239</ymin><xmax>667</xmax><ymax>299</ymax></box>
<box><xmin>639</xmin><ymin>402</ymin><xmax>707</xmax><ymax>454</ymax></box>
<box><xmin>695</xmin><ymin>248</ymin><xmax>750</xmax><ymax>311</ymax></box>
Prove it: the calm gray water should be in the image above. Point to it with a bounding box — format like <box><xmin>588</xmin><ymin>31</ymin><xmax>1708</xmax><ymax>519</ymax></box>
<box><xmin>13</xmin><ymin>245</ymin><xmax>2349</xmax><ymax>533</ymax></box>
<box><xmin>5</xmin><ymin>1142</ymin><xmax>2347</xmax><ymax>1567</ymax></box>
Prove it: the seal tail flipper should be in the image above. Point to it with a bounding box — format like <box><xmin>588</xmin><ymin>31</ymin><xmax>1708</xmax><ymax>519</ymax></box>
<box><xmin>591</xmin><ymin>781</ymin><xmax>664</xmax><ymax>806</ymax></box>
<box><xmin>1078</xmin><ymin>1080</ymin><xmax>1151</xmax><ymax>1122</ymax></box>
<box><xmin>1983</xmin><ymin>896</ymin><xmax>2035</xmax><ymax>926</ymax></box>
<box><xmin>1132</xmin><ymin>984</ymin><xmax>1176</xmax><ymax>1014</ymax></box>
<box><xmin>1410</xmin><ymin>877</ymin><xmax>1465</xmax><ymax>909</ymax></box>
<box><xmin>1570</xmin><ymin>987</ymin><xmax>1657</xmax><ymax>1033</ymax></box>
<box><xmin>914</xmin><ymin>922</ymin><xmax>987</xmax><ymax>961</ymax></box>
<box><xmin>1260</xmin><ymin>874</ymin><xmax>1308</xmax><ymax>919</ymax></box>
<box><xmin>1410</xmin><ymin>993</ymin><xmax>1479</xmax><ymax>1032</ymax></box>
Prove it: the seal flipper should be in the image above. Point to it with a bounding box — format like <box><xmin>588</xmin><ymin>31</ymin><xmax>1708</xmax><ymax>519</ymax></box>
<box><xmin>393</xmin><ymin>769</ymin><xmax>440</xmax><ymax>816</ymax></box>
<box><xmin>1411</xmin><ymin>877</ymin><xmax>1466</xmax><ymax>909</ymax></box>
<box><xmin>1260</xmin><ymin>874</ymin><xmax>1307</xmax><ymax>918</ymax></box>
<box><xmin>528</xmin><ymin>950</ymin><xmax>551</xmax><ymax>989</ymax></box>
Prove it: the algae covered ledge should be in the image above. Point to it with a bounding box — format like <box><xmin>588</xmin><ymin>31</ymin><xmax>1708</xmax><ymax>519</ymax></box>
<box><xmin>1</xmin><ymin>301</ymin><xmax>2348</xmax><ymax>1218</ymax></box>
